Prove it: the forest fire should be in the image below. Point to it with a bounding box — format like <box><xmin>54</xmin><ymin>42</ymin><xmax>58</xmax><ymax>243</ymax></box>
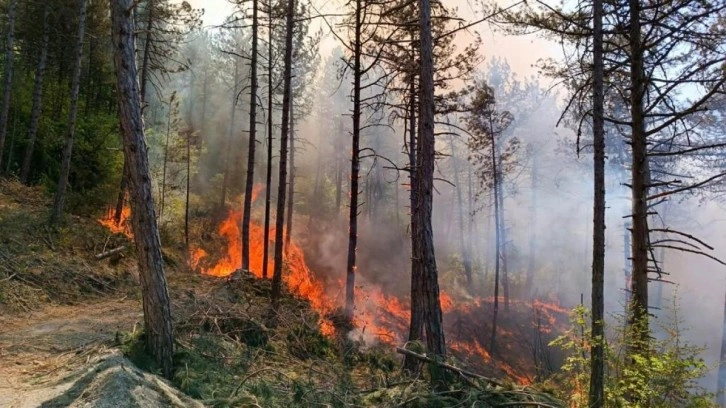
<box><xmin>189</xmin><ymin>205</ymin><xmax>569</xmax><ymax>383</ymax></box>
<box><xmin>98</xmin><ymin>205</ymin><xmax>133</xmax><ymax>238</ymax></box>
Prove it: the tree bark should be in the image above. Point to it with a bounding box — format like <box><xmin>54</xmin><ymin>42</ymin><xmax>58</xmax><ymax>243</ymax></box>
<box><xmin>628</xmin><ymin>0</ymin><xmax>650</xmax><ymax>348</ymax></box>
<box><xmin>139</xmin><ymin>0</ymin><xmax>155</xmax><ymax>105</ymax></box>
<box><xmin>270</xmin><ymin>0</ymin><xmax>296</xmax><ymax>312</ymax></box>
<box><xmin>50</xmin><ymin>0</ymin><xmax>88</xmax><ymax>226</ymax></box>
<box><xmin>262</xmin><ymin>10</ymin><xmax>274</xmax><ymax>280</ymax></box>
<box><xmin>344</xmin><ymin>0</ymin><xmax>362</xmax><ymax>322</ymax></box>
<box><xmin>416</xmin><ymin>0</ymin><xmax>446</xmax><ymax>380</ymax></box>
<box><xmin>20</xmin><ymin>4</ymin><xmax>50</xmax><ymax>185</ymax></box>
<box><xmin>110</xmin><ymin>0</ymin><xmax>174</xmax><ymax>378</ymax></box>
<box><xmin>589</xmin><ymin>0</ymin><xmax>606</xmax><ymax>403</ymax></box>
<box><xmin>242</xmin><ymin>0</ymin><xmax>259</xmax><ymax>272</ymax></box>
<box><xmin>285</xmin><ymin>102</ymin><xmax>295</xmax><ymax>247</ymax></box>
<box><xmin>403</xmin><ymin>69</ymin><xmax>423</xmax><ymax>374</ymax></box>
<box><xmin>0</xmin><ymin>0</ymin><xmax>17</xmax><ymax>171</ymax></box>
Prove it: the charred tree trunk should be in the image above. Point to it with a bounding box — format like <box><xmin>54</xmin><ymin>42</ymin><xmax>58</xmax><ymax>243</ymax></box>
<box><xmin>220</xmin><ymin>59</ymin><xmax>239</xmax><ymax>209</ymax></box>
<box><xmin>270</xmin><ymin>0</ymin><xmax>295</xmax><ymax>312</ymax></box>
<box><xmin>20</xmin><ymin>4</ymin><xmax>50</xmax><ymax>185</ymax></box>
<box><xmin>0</xmin><ymin>0</ymin><xmax>17</xmax><ymax>171</ymax></box>
<box><xmin>628</xmin><ymin>0</ymin><xmax>650</xmax><ymax>350</ymax></box>
<box><xmin>285</xmin><ymin>103</ymin><xmax>295</xmax><ymax>247</ymax></box>
<box><xmin>344</xmin><ymin>0</ymin><xmax>362</xmax><ymax>322</ymax></box>
<box><xmin>50</xmin><ymin>0</ymin><xmax>87</xmax><ymax>226</ymax></box>
<box><xmin>110</xmin><ymin>0</ymin><xmax>174</xmax><ymax>378</ymax></box>
<box><xmin>262</xmin><ymin>11</ymin><xmax>274</xmax><ymax>280</ymax></box>
<box><xmin>589</xmin><ymin>0</ymin><xmax>606</xmax><ymax>403</ymax></box>
<box><xmin>242</xmin><ymin>0</ymin><xmax>259</xmax><ymax>272</ymax></box>
<box><xmin>415</xmin><ymin>0</ymin><xmax>446</xmax><ymax>381</ymax></box>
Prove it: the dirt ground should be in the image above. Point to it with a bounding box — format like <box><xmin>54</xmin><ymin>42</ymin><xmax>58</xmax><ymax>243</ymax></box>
<box><xmin>0</xmin><ymin>298</ymin><xmax>201</xmax><ymax>408</ymax></box>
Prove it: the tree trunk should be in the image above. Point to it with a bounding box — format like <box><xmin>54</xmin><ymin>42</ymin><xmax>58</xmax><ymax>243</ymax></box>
<box><xmin>416</xmin><ymin>0</ymin><xmax>446</xmax><ymax>381</ymax></box>
<box><xmin>262</xmin><ymin>11</ymin><xmax>274</xmax><ymax>280</ymax></box>
<box><xmin>489</xmin><ymin>112</ymin><xmax>501</xmax><ymax>353</ymax></box>
<box><xmin>344</xmin><ymin>0</ymin><xmax>362</xmax><ymax>322</ymax></box>
<box><xmin>403</xmin><ymin>69</ymin><xmax>423</xmax><ymax>374</ymax></box>
<box><xmin>0</xmin><ymin>0</ymin><xmax>17</xmax><ymax>171</ymax></box>
<box><xmin>139</xmin><ymin>0</ymin><xmax>155</xmax><ymax>105</ymax></box>
<box><xmin>110</xmin><ymin>0</ymin><xmax>174</xmax><ymax>378</ymax></box>
<box><xmin>50</xmin><ymin>0</ymin><xmax>87</xmax><ymax>226</ymax></box>
<box><xmin>241</xmin><ymin>0</ymin><xmax>259</xmax><ymax>272</ymax></box>
<box><xmin>499</xmin><ymin>177</ymin><xmax>509</xmax><ymax>312</ymax></box>
<box><xmin>588</xmin><ymin>0</ymin><xmax>606</xmax><ymax>403</ymax></box>
<box><xmin>525</xmin><ymin>150</ymin><xmax>537</xmax><ymax>298</ymax></box>
<box><xmin>270</xmin><ymin>0</ymin><xmax>295</xmax><ymax>312</ymax></box>
<box><xmin>185</xmin><ymin>128</ymin><xmax>191</xmax><ymax>257</ymax></box>
<box><xmin>20</xmin><ymin>4</ymin><xmax>50</xmax><ymax>185</ymax></box>
<box><xmin>285</xmin><ymin>102</ymin><xmax>295</xmax><ymax>247</ymax></box>
<box><xmin>220</xmin><ymin>59</ymin><xmax>239</xmax><ymax>210</ymax></box>
<box><xmin>717</xmin><ymin>285</ymin><xmax>726</xmax><ymax>407</ymax></box>
<box><xmin>449</xmin><ymin>136</ymin><xmax>472</xmax><ymax>287</ymax></box>
<box><xmin>160</xmin><ymin>93</ymin><xmax>174</xmax><ymax>220</ymax></box>
<box><xmin>628</xmin><ymin>0</ymin><xmax>650</xmax><ymax>349</ymax></box>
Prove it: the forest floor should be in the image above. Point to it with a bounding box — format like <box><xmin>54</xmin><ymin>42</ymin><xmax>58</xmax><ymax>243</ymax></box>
<box><xmin>0</xmin><ymin>179</ymin><xmax>566</xmax><ymax>407</ymax></box>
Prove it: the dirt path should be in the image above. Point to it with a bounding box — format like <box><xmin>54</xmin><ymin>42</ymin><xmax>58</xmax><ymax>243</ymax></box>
<box><xmin>0</xmin><ymin>298</ymin><xmax>143</xmax><ymax>407</ymax></box>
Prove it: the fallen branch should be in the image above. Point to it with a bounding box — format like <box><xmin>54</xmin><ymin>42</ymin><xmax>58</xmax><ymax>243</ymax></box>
<box><xmin>395</xmin><ymin>346</ymin><xmax>503</xmax><ymax>387</ymax></box>
<box><xmin>95</xmin><ymin>246</ymin><xmax>126</xmax><ymax>260</ymax></box>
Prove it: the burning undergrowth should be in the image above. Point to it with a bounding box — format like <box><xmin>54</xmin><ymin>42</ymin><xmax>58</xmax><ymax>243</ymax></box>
<box><xmin>189</xmin><ymin>203</ymin><xmax>569</xmax><ymax>384</ymax></box>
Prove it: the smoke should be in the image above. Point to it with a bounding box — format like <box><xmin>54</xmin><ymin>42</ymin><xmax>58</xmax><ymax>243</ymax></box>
<box><xmin>167</xmin><ymin>0</ymin><xmax>726</xmax><ymax>392</ymax></box>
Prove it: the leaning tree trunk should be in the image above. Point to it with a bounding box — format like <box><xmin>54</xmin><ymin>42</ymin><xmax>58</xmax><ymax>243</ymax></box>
<box><xmin>262</xmin><ymin>10</ymin><xmax>274</xmax><ymax>280</ymax></box>
<box><xmin>116</xmin><ymin>0</ymin><xmax>155</xmax><ymax>222</ymax></box>
<box><xmin>270</xmin><ymin>0</ymin><xmax>295</xmax><ymax>312</ymax></box>
<box><xmin>20</xmin><ymin>4</ymin><xmax>50</xmax><ymax>184</ymax></box>
<box><xmin>0</xmin><ymin>0</ymin><xmax>17</xmax><ymax>172</ymax></box>
<box><xmin>628</xmin><ymin>0</ymin><xmax>650</xmax><ymax>351</ymax></box>
<box><xmin>50</xmin><ymin>0</ymin><xmax>87</xmax><ymax>226</ymax></box>
<box><xmin>416</xmin><ymin>0</ymin><xmax>446</xmax><ymax>382</ymax></box>
<box><xmin>589</xmin><ymin>0</ymin><xmax>606</xmax><ymax>403</ymax></box>
<box><xmin>344</xmin><ymin>0</ymin><xmax>362</xmax><ymax>322</ymax></box>
<box><xmin>110</xmin><ymin>0</ymin><xmax>174</xmax><ymax>378</ymax></box>
<box><xmin>242</xmin><ymin>0</ymin><xmax>259</xmax><ymax>272</ymax></box>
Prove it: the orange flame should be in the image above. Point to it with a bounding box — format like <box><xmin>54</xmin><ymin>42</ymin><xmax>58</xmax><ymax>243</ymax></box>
<box><xmin>98</xmin><ymin>205</ymin><xmax>133</xmax><ymax>238</ymax></box>
<box><xmin>187</xmin><ymin>188</ymin><xmax>567</xmax><ymax>385</ymax></box>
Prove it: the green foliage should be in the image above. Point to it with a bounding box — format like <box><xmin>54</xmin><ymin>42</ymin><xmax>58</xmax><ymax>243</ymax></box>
<box><xmin>550</xmin><ymin>304</ymin><xmax>715</xmax><ymax>408</ymax></box>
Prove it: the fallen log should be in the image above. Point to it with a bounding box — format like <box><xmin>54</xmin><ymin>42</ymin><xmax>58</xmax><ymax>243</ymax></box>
<box><xmin>95</xmin><ymin>246</ymin><xmax>126</xmax><ymax>260</ymax></box>
<box><xmin>395</xmin><ymin>346</ymin><xmax>503</xmax><ymax>387</ymax></box>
